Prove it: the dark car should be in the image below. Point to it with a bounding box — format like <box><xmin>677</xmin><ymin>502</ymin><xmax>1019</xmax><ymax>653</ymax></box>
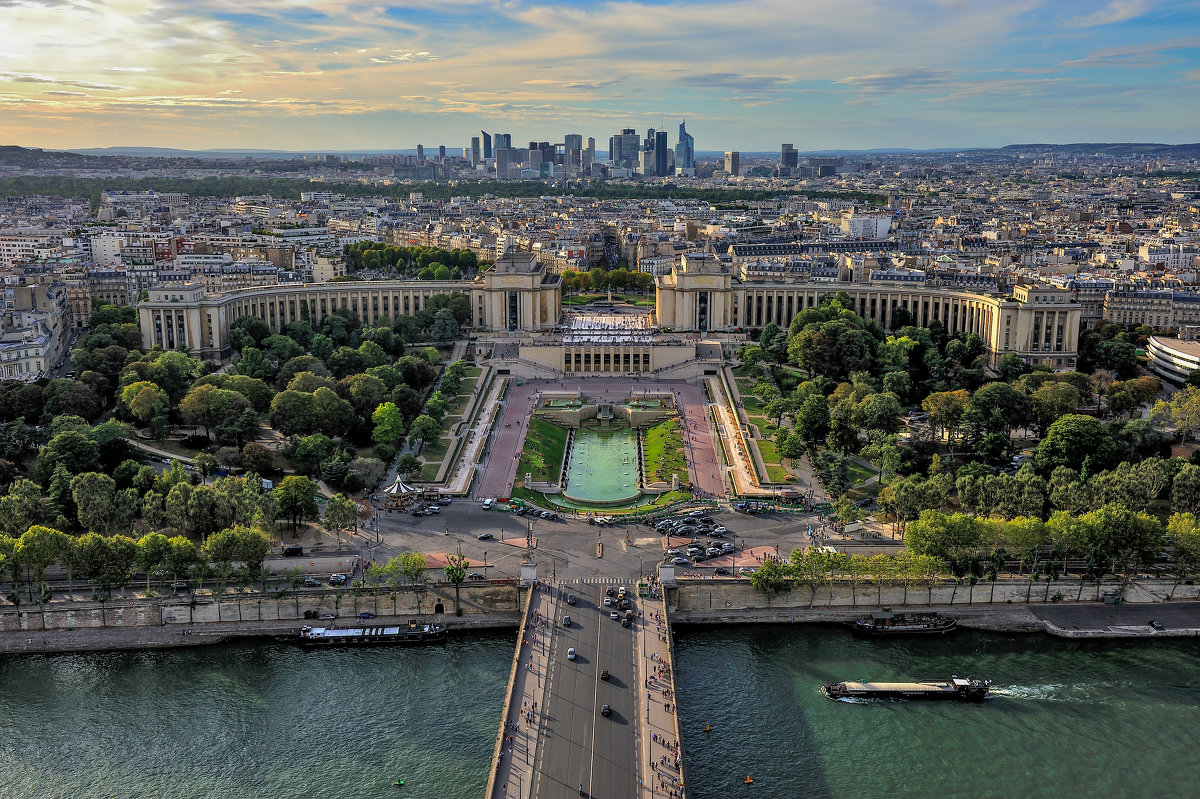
<box><xmin>604</xmin><ymin>587</ymin><xmax>614</xmax><ymax>596</ymax></box>
<box><xmin>600</xmin><ymin>668</ymin><xmax>610</xmax><ymax>680</ymax></box>
<box><xmin>468</xmin><ymin>572</ymin><xmax>486</xmax><ymax>580</ymax></box>
<box><xmin>714</xmin><ymin>567</ymin><xmax>731</xmax><ymax>576</ymax></box>
<box><xmin>282</xmin><ymin>545</ymin><xmax>304</xmax><ymax>557</ymax></box>
<box><xmin>567</xmin><ymin>594</ymin><xmax>577</xmax><ymax>605</ymax></box>
<box><xmin>477</xmin><ymin>533</ymin><xmax>494</xmax><ymax>541</ymax></box>
<box><xmin>358</xmin><ymin>612</ymin><xmax>376</xmax><ymax>619</ymax></box>
<box><xmin>620</xmin><ymin>617</ymin><xmax>630</xmax><ymax>627</ymax></box>
<box><xmin>1150</xmin><ymin>620</ymin><xmax>1165</xmax><ymax>631</ymax></box>
<box><xmin>328</xmin><ymin>573</ymin><xmax>347</xmax><ymax>586</ymax></box>
<box><xmin>302</xmin><ymin>577</ymin><xmax>321</xmax><ymax>587</ymax></box>
<box><xmin>600</xmin><ymin>704</ymin><xmax>611</xmax><ymax>717</ymax></box>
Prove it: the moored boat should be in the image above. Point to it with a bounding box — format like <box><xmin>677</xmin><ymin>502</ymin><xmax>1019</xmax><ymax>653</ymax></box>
<box><xmin>296</xmin><ymin>619</ymin><xmax>448</xmax><ymax>646</ymax></box>
<box><xmin>853</xmin><ymin>609</ymin><xmax>957</xmax><ymax>635</ymax></box>
<box><xmin>822</xmin><ymin>676</ymin><xmax>990</xmax><ymax>701</ymax></box>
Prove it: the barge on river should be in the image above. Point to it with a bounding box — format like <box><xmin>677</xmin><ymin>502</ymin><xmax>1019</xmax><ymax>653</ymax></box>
<box><xmin>822</xmin><ymin>676</ymin><xmax>990</xmax><ymax>702</ymax></box>
<box><xmin>853</xmin><ymin>610</ymin><xmax>957</xmax><ymax>636</ymax></box>
<box><xmin>297</xmin><ymin>620</ymin><xmax>447</xmax><ymax>646</ymax></box>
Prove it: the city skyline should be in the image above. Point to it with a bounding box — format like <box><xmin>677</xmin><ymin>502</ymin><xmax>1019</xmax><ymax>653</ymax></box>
<box><xmin>1</xmin><ymin>0</ymin><xmax>1199</xmax><ymax>152</ymax></box>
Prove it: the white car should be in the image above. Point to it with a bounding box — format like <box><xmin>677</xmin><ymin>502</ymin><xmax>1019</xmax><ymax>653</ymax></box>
<box><xmin>603</xmin><ymin>596</ymin><xmax>614</xmax><ymax>607</ymax></box>
<box><xmin>713</xmin><ymin>526</ymin><xmax>727</xmax><ymax>534</ymax></box>
<box><xmin>567</xmin><ymin>647</ymin><xmax>576</xmax><ymax>660</ymax></box>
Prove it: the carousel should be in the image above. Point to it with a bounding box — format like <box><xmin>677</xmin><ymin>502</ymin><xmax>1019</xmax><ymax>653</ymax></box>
<box><xmin>382</xmin><ymin>478</ymin><xmax>423</xmax><ymax>509</ymax></box>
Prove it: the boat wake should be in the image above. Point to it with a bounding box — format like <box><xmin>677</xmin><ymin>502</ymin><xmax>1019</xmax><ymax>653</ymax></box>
<box><xmin>988</xmin><ymin>684</ymin><xmax>1067</xmax><ymax>700</ymax></box>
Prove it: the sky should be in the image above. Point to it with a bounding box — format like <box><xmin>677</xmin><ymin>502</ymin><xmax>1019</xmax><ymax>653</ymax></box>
<box><xmin>1</xmin><ymin>0</ymin><xmax>1199</xmax><ymax>152</ymax></box>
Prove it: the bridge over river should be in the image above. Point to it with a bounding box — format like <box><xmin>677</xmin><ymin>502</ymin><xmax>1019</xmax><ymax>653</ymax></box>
<box><xmin>487</xmin><ymin>579</ymin><xmax>686</xmax><ymax>799</ymax></box>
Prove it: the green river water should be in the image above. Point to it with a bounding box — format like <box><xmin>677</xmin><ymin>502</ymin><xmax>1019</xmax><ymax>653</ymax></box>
<box><xmin>1</xmin><ymin>627</ymin><xmax>1198</xmax><ymax>799</ymax></box>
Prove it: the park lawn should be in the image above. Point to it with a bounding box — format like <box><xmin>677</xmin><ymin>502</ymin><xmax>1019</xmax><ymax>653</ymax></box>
<box><xmin>643</xmin><ymin>418</ymin><xmax>689</xmax><ymax>487</ymax></box>
<box><xmin>740</xmin><ymin>393</ymin><xmax>766</xmax><ymax>416</ymax></box>
<box><xmin>517</xmin><ymin>417</ymin><xmax>569</xmax><ymax>484</ymax></box>
<box><xmin>756</xmin><ymin>439</ymin><xmax>794</xmax><ymax>484</ymax></box>
<box><xmin>846</xmin><ymin>460</ymin><xmax>876</xmax><ymax>485</ymax></box>
<box><xmin>421</xmin><ymin>436</ymin><xmax>451</xmax><ymax>462</ymax></box>
<box><xmin>463</xmin><ymin>366</ymin><xmax>483</xmax><ymax>378</ymax></box>
<box><xmin>419</xmin><ymin>463</ymin><xmax>440</xmax><ymax>481</ymax></box>
<box><xmin>730</xmin><ymin>363</ymin><xmax>759</xmax><ymax>378</ymax></box>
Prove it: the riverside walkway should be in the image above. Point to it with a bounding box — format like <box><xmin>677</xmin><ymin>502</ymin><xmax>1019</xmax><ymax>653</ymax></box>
<box><xmin>488</xmin><ymin>577</ymin><xmax>686</xmax><ymax>799</ymax></box>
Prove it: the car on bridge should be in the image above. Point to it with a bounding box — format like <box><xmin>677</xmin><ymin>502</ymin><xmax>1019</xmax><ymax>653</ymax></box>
<box><xmin>567</xmin><ymin>647</ymin><xmax>576</xmax><ymax>660</ymax></box>
<box><xmin>600</xmin><ymin>704</ymin><xmax>612</xmax><ymax>717</ymax></box>
<box><xmin>567</xmin><ymin>594</ymin><xmax>577</xmax><ymax>605</ymax></box>
<box><xmin>477</xmin><ymin>533</ymin><xmax>494</xmax><ymax>541</ymax></box>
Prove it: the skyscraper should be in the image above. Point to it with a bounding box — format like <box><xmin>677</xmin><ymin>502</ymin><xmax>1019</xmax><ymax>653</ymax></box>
<box><xmin>416</xmin><ymin>144</ymin><xmax>424</xmax><ymax>163</ymax></box>
<box><xmin>438</xmin><ymin>145</ymin><xmax>446</xmax><ymax>160</ymax></box>
<box><xmin>495</xmin><ymin>133</ymin><xmax>511</xmax><ymax>151</ymax></box>
<box><xmin>564</xmin><ymin>133</ymin><xmax>583</xmax><ymax>152</ymax></box>
<box><xmin>496</xmin><ymin>147</ymin><xmax>509</xmax><ymax>178</ymax></box>
<box><xmin>481</xmin><ymin>131</ymin><xmax>492</xmax><ymax>160</ymax></box>
<box><xmin>654</xmin><ymin>131</ymin><xmax>668</xmax><ymax>177</ymax></box>
<box><xmin>470</xmin><ymin>137</ymin><xmax>481</xmax><ymax>166</ymax></box>
<box><xmin>674</xmin><ymin>121</ymin><xmax>694</xmax><ymax>173</ymax></box>
<box><xmin>781</xmin><ymin>143</ymin><xmax>798</xmax><ymax>169</ymax></box>
<box><xmin>725</xmin><ymin>151</ymin><xmax>740</xmax><ymax>176</ymax></box>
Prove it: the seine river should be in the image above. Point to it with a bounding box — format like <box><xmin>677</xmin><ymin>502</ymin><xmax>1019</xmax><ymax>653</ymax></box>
<box><xmin>2</xmin><ymin>627</ymin><xmax>1199</xmax><ymax>799</ymax></box>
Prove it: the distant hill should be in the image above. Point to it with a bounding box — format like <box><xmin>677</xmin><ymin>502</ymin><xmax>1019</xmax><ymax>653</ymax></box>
<box><xmin>65</xmin><ymin>146</ymin><xmax>419</xmax><ymax>160</ymax></box>
<box><xmin>997</xmin><ymin>142</ymin><xmax>1200</xmax><ymax>158</ymax></box>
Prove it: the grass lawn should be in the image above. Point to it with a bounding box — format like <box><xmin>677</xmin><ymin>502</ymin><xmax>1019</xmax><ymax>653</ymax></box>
<box><xmin>464</xmin><ymin>366</ymin><xmax>483</xmax><ymax>378</ymax></box>
<box><xmin>756</xmin><ymin>439</ymin><xmax>794</xmax><ymax>484</ymax></box>
<box><xmin>642</xmin><ymin>418</ymin><xmax>689</xmax><ymax>487</ymax></box>
<box><xmin>741</xmin><ymin>394</ymin><xmax>766</xmax><ymax>416</ymax></box>
<box><xmin>562</xmin><ymin>293</ymin><xmax>656</xmax><ymax>307</ymax></box>
<box><xmin>419</xmin><ymin>463</ymin><xmax>440</xmax><ymax>481</ymax></box>
<box><xmin>730</xmin><ymin>363</ymin><xmax>759</xmax><ymax>378</ymax></box>
<box><xmin>846</xmin><ymin>460</ymin><xmax>876</xmax><ymax>485</ymax></box>
<box><xmin>421</xmin><ymin>436</ymin><xmax>451</xmax><ymax>462</ymax></box>
<box><xmin>517</xmin><ymin>417</ymin><xmax>569</xmax><ymax>483</ymax></box>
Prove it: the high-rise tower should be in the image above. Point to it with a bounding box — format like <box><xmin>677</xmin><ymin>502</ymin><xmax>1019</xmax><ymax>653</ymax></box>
<box><xmin>674</xmin><ymin>120</ymin><xmax>695</xmax><ymax>173</ymax></box>
<box><xmin>481</xmin><ymin>131</ymin><xmax>493</xmax><ymax>160</ymax></box>
<box><xmin>654</xmin><ymin>131</ymin><xmax>668</xmax><ymax>177</ymax></box>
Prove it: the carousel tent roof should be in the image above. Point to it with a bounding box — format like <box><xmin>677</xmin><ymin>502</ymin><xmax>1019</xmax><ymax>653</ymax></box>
<box><xmin>384</xmin><ymin>479</ymin><xmax>421</xmax><ymax>495</ymax></box>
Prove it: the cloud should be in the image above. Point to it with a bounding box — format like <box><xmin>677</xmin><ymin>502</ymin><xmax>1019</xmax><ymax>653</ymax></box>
<box><xmin>1070</xmin><ymin>0</ymin><xmax>1154</xmax><ymax>27</ymax></box>
<box><xmin>675</xmin><ymin>73</ymin><xmax>788</xmax><ymax>93</ymax></box>
<box><xmin>41</xmin><ymin>90</ymin><xmax>88</xmax><ymax>96</ymax></box>
<box><xmin>0</xmin><ymin>71</ymin><xmax>125</xmax><ymax>90</ymax></box>
<box><xmin>836</xmin><ymin>69</ymin><xmax>955</xmax><ymax>94</ymax></box>
<box><xmin>105</xmin><ymin>66</ymin><xmax>154</xmax><ymax>72</ymax></box>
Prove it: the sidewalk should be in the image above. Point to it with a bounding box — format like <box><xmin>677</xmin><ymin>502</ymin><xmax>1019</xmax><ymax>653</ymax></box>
<box><xmin>636</xmin><ymin>587</ymin><xmax>686</xmax><ymax>799</ymax></box>
<box><xmin>490</xmin><ymin>584</ymin><xmax>557</xmax><ymax>799</ymax></box>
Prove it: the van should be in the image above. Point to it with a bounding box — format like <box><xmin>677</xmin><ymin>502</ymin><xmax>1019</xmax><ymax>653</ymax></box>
<box><xmin>483</xmin><ymin>498</ymin><xmax>494</xmax><ymax>510</ymax></box>
<box><xmin>282</xmin><ymin>545</ymin><xmax>304</xmax><ymax>557</ymax></box>
<box><xmin>617</xmin><ymin>586</ymin><xmax>627</xmax><ymax>598</ymax></box>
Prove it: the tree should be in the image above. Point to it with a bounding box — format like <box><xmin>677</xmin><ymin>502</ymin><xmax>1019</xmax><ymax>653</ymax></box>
<box><xmin>814</xmin><ymin>450</ymin><xmax>850</xmax><ymax>498</ymax></box>
<box><xmin>922</xmin><ymin>390</ymin><xmax>970</xmax><ymax>443</ymax></box>
<box><xmin>193</xmin><ymin>453</ymin><xmax>219</xmax><ymax>482</ymax></box>
<box><xmin>37</xmin><ymin>430</ymin><xmax>100</xmax><ymax>483</ymax></box>
<box><xmin>789</xmin><ymin>317</ymin><xmax>877</xmax><ymax>380</ymax></box>
<box><xmin>120</xmin><ymin>381</ymin><xmax>168</xmax><ymax>424</ymax></box>
<box><xmin>312</xmin><ymin>387</ymin><xmax>355</xmax><ymax>439</ymax></box>
<box><xmin>136</xmin><ymin>531</ymin><xmax>173</xmax><ymax>592</ymax></box>
<box><xmin>399</xmin><ymin>551</ymin><xmax>429</xmax><ymax>614</ymax></box>
<box><xmin>444</xmin><ymin>545</ymin><xmax>469</xmax><ymax>615</ymax></box>
<box><xmin>1031</xmin><ymin>382</ymin><xmax>1081</xmax><ymax>434</ymax></box>
<box><xmin>275</xmin><ymin>476</ymin><xmax>319</xmax><ymax>534</ymax></box>
<box><xmin>241</xmin><ymin>442</ymin><xmax>275</xmax><ymax>476</ymax></box>
<box><xmin>71</xmin><ymin>472</ymin><xmax>119</xmax><ymax>535</ymax></box>
<box><xmin>408</xmin><ymin>414</ymin><xmax>443</xmax><ymax>446</ymax></box>
<box><xmin>1036</xmin><ymin>414</ymin><xmax>1117</xmax><ymax>473</ymax></box>
<box><xmin>371</xmin><ymin>402</ymin><xmax>406</xmax><ymax>448</ymax></box>
<box><xmin>904</xmin><ymin>510</ymin><xmax>980</xmax><ymax>561</ymax></box>
<box><xmin>0</xmin><ymin>478</ymin><xmax>45</xmax><ymax>538</ymax></box>
<box><xmin>323</xmin><ymin>493</ymin><xmax>359</xmax><ymax>548</ymax></box>
<box><xmin>396</xmin><ymin>453</ymin><xmax>422</xmax><ymax>478</ymax></box>
<box><xmin>1172</xmin><ymin>464</ymin><xmax>1200</xmax><ymax>515</ymax></box>
<box><xmin>429</xmin><ymin>309</ymin><xmax>460</xmax><ymax>343</ymax></box>
<box><xmin>749</xmin><ymin>558</ymin><xmax>793</xmax><ymax>606</ymax></box>
<box><xmin>289</xmin><ymin>434</ymin><xmax>333</xmax><ymax>475</ymax></box>
<box><xmin>1167</xmin><ymin>513</ymin><xmax>1200</xmax><ymax>596</ymax></box>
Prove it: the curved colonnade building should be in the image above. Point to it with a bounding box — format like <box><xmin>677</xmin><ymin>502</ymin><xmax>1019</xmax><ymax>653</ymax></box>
<box><xmin>139</xmin><ymin>251</ymin><xmax>1081</xmax><ymax>374</ymax></box>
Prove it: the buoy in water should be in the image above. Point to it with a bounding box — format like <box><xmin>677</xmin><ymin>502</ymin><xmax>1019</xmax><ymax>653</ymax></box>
<box><xmin>393</xmin><ymin>780</ymin><xmax>405</xmax><ymax>787</ymax></box>
<box><xmin>744</xmin><ymin>776</ymin><xmax>754</xmax><ymax>785</ymax></box>
<box><xmin>704</xmin><ymin>724</ymin><xmax>711</xmax><ymax>733</ymax></box>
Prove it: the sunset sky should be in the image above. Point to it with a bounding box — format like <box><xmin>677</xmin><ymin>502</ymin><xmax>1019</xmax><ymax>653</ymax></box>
<box><xmin>2</xmin><ymin>0</ymin><xmax>1198</xmax><ymax>152</ymax></box>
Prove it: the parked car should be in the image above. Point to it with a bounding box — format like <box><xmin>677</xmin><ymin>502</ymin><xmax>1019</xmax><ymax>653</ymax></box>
<box><xmin>358</xmin><ymin>612</ymin><xmax>376</xmax><ymax>619</ymax></box>
<box><xmin>282</xmin><ymin>545</ymin><xmax>304</xmax><ymax>557</ymax></box>
<box><xmin>319</xmin><ymin>614</ymin><xmax>336</xmax><ymax>620</ymax></box>
<box><xmin>468</xmin><ymin>572</ymin><xmax>486</xmax><ymax>580</ymax></box>
<box><xmin>721</xmin><ymin>542</ymin><xmax>736</xmax><ymax>553</ymax></box>
<box><xmin>713</xmin><ymin>526</ymin><xmax>728</xmax><ymax>535</ymax></box>
<box><xmin>303</xmin><ymin>577</ymin><xmax>321</xmax><ymax>587</ymax></box>
<box><xmin>666</xmin><ymin>548</ymin><xmax>681</xmax><ymax>556</ymax></box>
<box><xmin>671</xmin><ymin>557</ymin><xmax>690</xmax><ymax>566</ymax></box>
<box><xmin>706</xmin><ymin>547</ymin><xmax>722</xmax><ymax>558</ymax></box>
<box><xmin>477</xmin><ymin>533</ymin><xmax>494</xmax><ymax>541</ymax></box>
<box><xmin>427</xmin><ymin>505</ymin><xmax>441</xmax><ymax>514</ymax></box>
<box><xmin>329</xmin><ymin>573</ymin><xmax>347</xmax><ymax>586</ymax></box>
<box><xmin>714</xmin><ymin>567</ymin><xmax>731</xmax><ymax>576</ymax></box>
<box><xmin>1150</xmin><ymin>620</ymin><xmax>1165</xmax><ymax>631</ymax></box>
<box><xmin>689</xmin><ymin>510</ymin><xmax>704</xmax><ymax>518</ymax></box>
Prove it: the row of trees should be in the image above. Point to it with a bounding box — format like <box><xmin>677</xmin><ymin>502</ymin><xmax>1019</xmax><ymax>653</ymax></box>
<box><xmin>341</xmin><ymin>242</ymin><xmax>480</xmax><ymax>278</ymax></box>
<box><xmin>0</xmin><ymin>524</ymin><xmax>271</xmax><ymax>603</ymax></box>
<box><xmin>560</xmin><ymin>267</ymin><xmax>654</xmax><ymax>295</ymax></box>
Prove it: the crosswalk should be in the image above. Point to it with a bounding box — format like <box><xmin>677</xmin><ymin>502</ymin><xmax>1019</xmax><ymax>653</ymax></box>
<box><xmin>564</xmin><ymin>576</ymin><xmax>639</xmax><ymax>585</ymax></box>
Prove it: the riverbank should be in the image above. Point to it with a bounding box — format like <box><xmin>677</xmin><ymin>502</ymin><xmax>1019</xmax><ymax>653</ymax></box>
<box><xmin>0</xmin><ymin>612</ymin><xmax>521</xmax><ymax>656</ymax></box>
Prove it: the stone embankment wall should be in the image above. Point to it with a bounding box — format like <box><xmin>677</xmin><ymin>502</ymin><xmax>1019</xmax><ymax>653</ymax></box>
<box><xmin>0</xmin><ymin>583</ymin><xmax>525</xmax><ymax>632</ymax></box>
<box><xmin>670</xmin><ymin>577</ymin><xmax>1199</xmax><ymax>617</ymax></box>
